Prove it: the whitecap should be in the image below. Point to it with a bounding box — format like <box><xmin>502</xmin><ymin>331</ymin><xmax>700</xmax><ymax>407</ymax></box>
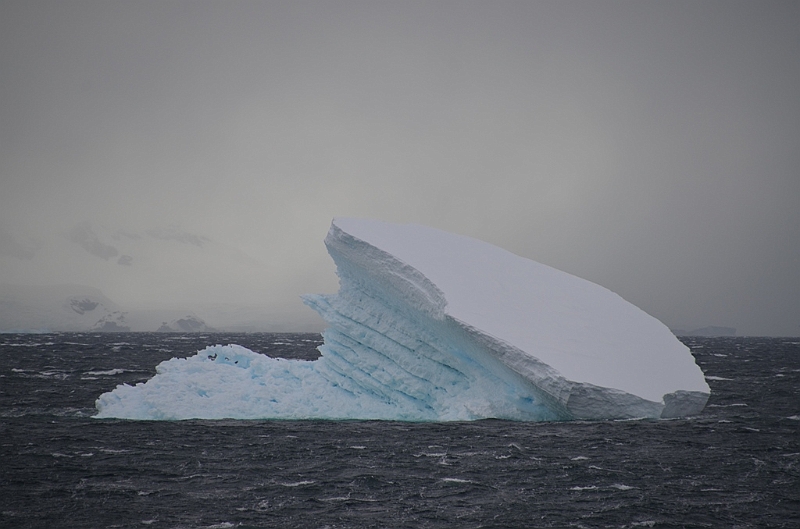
<box><xmin>320</xmin><ymin>495</ymin><xmax>351</xmax><ymax>502</ymax></box>
<box><xmin>36</xmin><ymin>371</ymin><xmax>69</xmax><ymax>380</ymax></box>
<box><xmin>610</xmin><ymin>483</ymin><xmax>634</xmax><ymax>490</ymax></box>
<box><xmin>441</xmin><ymin>477</ymin><xmax>475</xmax><ymax>484</ymax></box>
<box><xmin>85</xmin><ymin>369</ymin><xmax>125</xmax><ymax>376</ymax></box>
<box><xmin>279</xmin><ymin>481</ymin><xmax>315</xmax><ymax>487</ymax></box>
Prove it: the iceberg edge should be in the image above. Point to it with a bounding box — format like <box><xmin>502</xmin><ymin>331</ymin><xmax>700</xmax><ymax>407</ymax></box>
<box><xmin>95</xmin><ymin>218</ymin><xmax>709</xmax><ymax>421</ymax></box>
<box><xmin>308</xmin><ymin>218</ymin><xmax>709</xmax><ymax>421</ymax></box>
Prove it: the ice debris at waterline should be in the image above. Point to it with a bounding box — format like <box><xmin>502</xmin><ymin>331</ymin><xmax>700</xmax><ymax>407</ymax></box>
<box><xmin>95</xmin><ymin>218</ymin><xmax>710</xmax><ymax>421</ymax></box>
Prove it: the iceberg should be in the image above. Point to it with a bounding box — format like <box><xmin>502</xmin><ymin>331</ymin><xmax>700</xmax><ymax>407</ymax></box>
<box><xmin>95</xmin><ymin>218</ymin><xmax>709</xmax><ymax>421</ymax></box>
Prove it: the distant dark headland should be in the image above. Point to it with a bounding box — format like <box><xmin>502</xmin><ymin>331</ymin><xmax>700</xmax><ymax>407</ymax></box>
<box><xmin>672</xmin><ymin>326</ymin><xmax>736</xmax><ymax>337</ymax></box>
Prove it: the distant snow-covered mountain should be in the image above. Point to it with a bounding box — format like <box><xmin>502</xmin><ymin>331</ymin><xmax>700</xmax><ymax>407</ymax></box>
<box><xmin>0</xmin><ymin>221</ymin><xmax>327</xmax><ymax>332</ymax></box>
<box><xmin>156</xmin><ymin>315</ymin><xmax>215</xmax><ymax>333</ymax></box>
<box><xmin>0</xmin><ymin>284</ymin><xmax>122</xmax><ymax>332</ymax></box>
<box><xmin>0</xmin><ymin>284</ymin><xmax>323</xmax><ymax>333</ymax></box>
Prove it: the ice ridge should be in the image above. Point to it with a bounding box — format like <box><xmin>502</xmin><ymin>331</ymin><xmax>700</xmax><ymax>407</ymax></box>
<box><xmin>95</xmin><ymin>218</ymin><xmax>709</xmax><ymax>421</ymax></box>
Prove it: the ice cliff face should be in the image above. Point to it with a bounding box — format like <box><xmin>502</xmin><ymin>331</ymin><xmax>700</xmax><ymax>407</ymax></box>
<box><xmin>95</xmin><ymin>218</ymin><xmax>709</xmax><ymax>421</ymax></box>
<box><xmin>304</xmin><ymin>218</ymin><xmax>709</xmax><ymax>421</ymax></box>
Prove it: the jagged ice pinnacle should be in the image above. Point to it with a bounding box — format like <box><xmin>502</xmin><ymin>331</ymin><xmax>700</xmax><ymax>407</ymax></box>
<box><xmin>95</xmin><ymin>218</ymin><xmax>709</xmax><ymax>421</ymax></box>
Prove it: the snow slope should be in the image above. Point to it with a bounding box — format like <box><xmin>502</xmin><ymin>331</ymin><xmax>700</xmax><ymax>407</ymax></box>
<box><xmin>95</xmin><ymin>218</ymin><xmax>709</xmax><ymax>421</ymax></box>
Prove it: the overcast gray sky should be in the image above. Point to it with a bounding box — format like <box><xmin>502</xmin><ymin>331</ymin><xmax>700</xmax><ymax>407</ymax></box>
<box><xmin>2</xmin><ymin>0</ymin><xmax>799</xmax><ymax>335</ymax></box>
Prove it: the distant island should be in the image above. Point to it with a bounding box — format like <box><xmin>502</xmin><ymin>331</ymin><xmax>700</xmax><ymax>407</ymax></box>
<box><xmin>0</xmin><ymin>283</ymin><xmax>321</xmax><ymax>333</ymax></box>
<box><xmin>672</xmin><ymin>326</ymin><xmax>736</xmax><ymax>337</ymax></box>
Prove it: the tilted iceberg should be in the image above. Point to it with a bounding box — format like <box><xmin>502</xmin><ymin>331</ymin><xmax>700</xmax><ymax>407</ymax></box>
<box><xmin>95</xmin><ymin>218</ymin><xmax>709</xmax><ymax>421</ymax></box>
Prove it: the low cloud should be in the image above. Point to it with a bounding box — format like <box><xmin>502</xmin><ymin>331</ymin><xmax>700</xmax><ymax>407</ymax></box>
<box><xmin>67</xmin><ymin>222</ymin><xmax>119</xmax><ymax>260</ymax></box>
<box><xmin>0</xmin><ymin>229</ymin><xmax>40</xmax><ymax>260</ymax></box>
<box><xmin>146</xmin><ymin>226</ymin><xmax>208</xmax><ymax>247</ymax></box>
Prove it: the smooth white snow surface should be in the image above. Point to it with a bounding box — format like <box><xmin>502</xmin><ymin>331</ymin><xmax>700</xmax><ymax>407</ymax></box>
<box><xmin>96</xmin><ymin>218</ymin><xmax>709</xmax><ymax>421</ymax></box>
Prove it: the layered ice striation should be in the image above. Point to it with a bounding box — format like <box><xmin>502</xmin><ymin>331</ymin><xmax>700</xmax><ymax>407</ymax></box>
<box><xmin>95</xmin><ymin>218</ymin><xmax>709</xmax><ymax>421</ymax></box>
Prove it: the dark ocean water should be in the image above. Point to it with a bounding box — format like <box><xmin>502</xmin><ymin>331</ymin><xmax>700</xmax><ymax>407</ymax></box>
<box><xmin>1</xmin><ymin>333</ymin><xmax>798</xmax><ymax>528</ymax></box>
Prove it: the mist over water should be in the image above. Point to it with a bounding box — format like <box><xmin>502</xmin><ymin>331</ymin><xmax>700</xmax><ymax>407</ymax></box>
<box><xmin>2</xmin><ymin>1</ymin><xmax>800</xmax><ymax>336</ymax></box>
<box><xmin>1</xmin><ymin>333</ymin><xmax>798</xmax><ymax>528</ymax></box>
